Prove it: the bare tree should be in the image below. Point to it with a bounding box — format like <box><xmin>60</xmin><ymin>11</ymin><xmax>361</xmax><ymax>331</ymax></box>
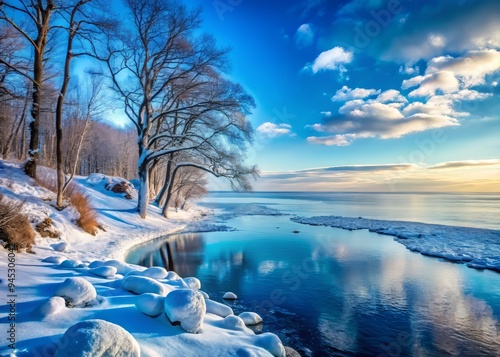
<box><xmin>100</xmin><ymin>0</ymin><xmax>257</xmax><ymax>218</ymax></box>
<box><xmin>0</xmin><ymin>0</ymin><xmax>56</xmax><ymax>178</ymax></box>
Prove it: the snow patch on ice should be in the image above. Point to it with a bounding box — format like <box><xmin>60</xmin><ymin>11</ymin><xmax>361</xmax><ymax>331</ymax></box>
<box><xmin>292</xmin><ymin>215</ymin><xmax>500</xmax><ymax>272</ymax></box>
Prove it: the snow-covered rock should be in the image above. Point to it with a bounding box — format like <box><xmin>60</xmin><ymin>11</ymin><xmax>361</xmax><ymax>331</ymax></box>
<box><xmin>223</xmin><ymin>315</ymin><xmax>247</xmax><ymax>331</ymax></box>
<box><xmin>137</xmin><ymin>266</ymin><xmax>168</xmax><ymax>279</ymax></box>
<box><xmin>101</xmin><ymin>259</ymin><xmax>138</xmax><ymax>275</ymax></box>
<box><xmin>223</xmin><ymin>292</ymin><xmax>238</xmax><ymax>300</ymax></box>
<box><xmin>256</xmin><ymin>333</ymin><xmax>286</xmax><ymax>357</ymax></box>
<box><xmin>166</xmin><ymin>271</ymin><xmax>181</xmax><ymax>280</ymax></box>
<box><xmin>42</xmin><ymin>256</ymin><xmax>66</xmax><ymax>264</ymax></box>
<box><xmin>205</xmin><ymin>299</ymin><xmax>233</xmax><ymax>318</ymax></box>
<box><xmin>200</xmin><ymin>290</ymin><xmax>209</xmax><ymax>299</ymax></box>
<box><xmin>183</xmin><ymin>277</ymin><xmax>201</xmax><ymax>290</ymax></box>
<box><xmin>121</xmin><ymin>275</ymin><xmax>170</xmax><ymax>296</ymax></box>
<box><xmin>33</xmin><ymin>297</ymin><xmax>66</xmax><ymax>317</ymax></box>
<box><xmin>164</xmin><ymin>289</ymin><xmax>206</xmax><ymax>333</ymax></box>
<box><xmin>239</xmin><ymin>312</ymin><xmax>263</xmax><ymax>326</ymax></box>
<box><xmin>54</xmin><ymin>277</ymin><xmax>97</xmax><ymax>307</ymax></box>
<box><xmin>51</xmin><ymin>242</ymin><xmax>69</xmax><ymax>252</ymax></box>
<box><xmin>59</xmin><ymin>259</ymin><xmax>83</xmax><ymax>269</ymax></box>
<box><xmin>89</xmin><ymin>266</ymin><xmax>117</xmax><ymax>278</ymax></box>
<box><xmin>135</xmin><ymin>293</ymin><xmax>165</xmax><ymax>317</ymax></box>
<box><xmin>88</xmin><ymin>260</ymin><xmax>105</xmax><ymax>268</ymax></box>
<box><xmin>55</xmin><ymin>319</ymin><xmax>140</xmax><ymax>357</ymax></box>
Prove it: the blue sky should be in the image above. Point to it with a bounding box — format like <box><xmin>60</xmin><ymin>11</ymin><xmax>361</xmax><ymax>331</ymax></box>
<box><xmin>189</xmin><ymin>0</ymin><xmax>500</xmax><ymax>192</ymax></box>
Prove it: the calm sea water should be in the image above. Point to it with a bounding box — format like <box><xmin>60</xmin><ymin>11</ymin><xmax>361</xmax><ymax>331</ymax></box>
<box><xmin>126</xmin><ymin>192</ymin><xmax>500</xmax><ymax>356</ymax></box>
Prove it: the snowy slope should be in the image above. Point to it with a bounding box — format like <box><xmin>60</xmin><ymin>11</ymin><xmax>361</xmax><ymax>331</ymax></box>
<box><xmin>291</xmin><ymin>215</ymin><xmax>500</xmax><ymax>272</ymax></box>
<box><xmin>0</xmin><ymin>161</ymin><xmax>284</xmax><ymax>357</ymax></box>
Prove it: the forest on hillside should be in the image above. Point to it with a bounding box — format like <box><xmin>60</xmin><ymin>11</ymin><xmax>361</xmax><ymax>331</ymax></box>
<box><xmin>0</xmin><ymin>0</ymin><xmax>258</xmax><ymax>218</ymax></box>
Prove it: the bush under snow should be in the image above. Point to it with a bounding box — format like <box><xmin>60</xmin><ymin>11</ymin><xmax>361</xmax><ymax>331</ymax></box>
<box><xmin>54</xmin><ymin>277</ymin><xmax>97</xmax><ymax>307</ymax></box>
<box><xmin>164</xmin><ymin>289</ymin><xmax>206</xmax><ymax>333</ymax></box>
<box><xmin>55</xmin><ymin>319</ymin><xmax>140</xmax><ymax>357</ymax></box>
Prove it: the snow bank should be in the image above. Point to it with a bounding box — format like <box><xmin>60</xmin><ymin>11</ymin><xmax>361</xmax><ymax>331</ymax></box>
<box><xmin>55</xmin><ymin>319</ymin><xmax>140</xmax><ymax>357</ymax></box>
<box><xmin>121</xmin><ymin>275</ymin><xmax>170</xmax><ymax>296</ymax></box>
<box><xmin>206</xmin><ymin>299</ymin><xmax>234</xmax><ymax>317</ymax></box>
<box><xmin>54</xmin><ymin>277</ymin><xmax>97</xmax><ymax>307</ymax></box>
<box><xmin>239</xmin><ymin>312</ymin><xmax>263</xmax><ymax>326</ymax></box>
<box><xmin>164</xmin><ymin>289</ymin><xmax>206</xmax><ymax>333</ymax></box>
<box><xmin>292</xmin><ymin>215</ymin><xmax>500</xmax><ymax>272</ymax></box>
<box><xmin>59</xmin><ymin>259</ymin><xmax>83</xmax><ymax>269</ymax></box>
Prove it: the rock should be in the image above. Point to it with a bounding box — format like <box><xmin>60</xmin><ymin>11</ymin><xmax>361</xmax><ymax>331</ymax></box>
<box><xmin>55</xmin><ymin>319</ymin><xmax>140</xmax><ymax>357</ymax></box>
<box><xmin>239</xmin><ymin>312</ymin><xmax>263</xmax><ymax>325</ymax></box>
<box><xmin>223</xmin><ymin>292</ymin><xmax>238</xmax><ymax>300</ymax></box>
<box><xmin>139</xmin><ymin>266</ymin><xmax>168</xmax><ymax>279</ymax></box>
<box><xmin>164</xmin><ymin>289</ymin><xmax>206</xmax><ymax>333</ymax></box>
<box><xmin>285</xmin><ymin>346</ymin><xmax>302</xmax><ymax>357</ymax></box>
<box><xmin>135</xmin><ymin>293</ymin><xmax>165</xmax><ymax>317</ymax></box>
<box><xmin>54</xmin><ymin>277</ymin><xmax>97</xmax><ymax>307</ymax></box>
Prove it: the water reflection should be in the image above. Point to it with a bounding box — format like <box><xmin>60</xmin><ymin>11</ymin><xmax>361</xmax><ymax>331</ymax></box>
<box><xmin>126</xmin><ymin>216</ymin><xmax>500</xmax><ymax>356</ymax></box>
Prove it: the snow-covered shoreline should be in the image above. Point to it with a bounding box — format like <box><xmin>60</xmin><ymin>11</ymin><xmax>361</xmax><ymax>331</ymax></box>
<box><xmin>0</xmin><ymin>161</ymin><xmax>288</xmax><ymax>357</ymax></box>
<box><xmin>291</xmin><ymin>215</ymin><xmax>500</xmax><ymax>272</ymax></box>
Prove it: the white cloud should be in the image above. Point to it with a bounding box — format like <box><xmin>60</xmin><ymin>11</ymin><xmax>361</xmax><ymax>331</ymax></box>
<box><xmin>407</xmin><ymin>71</ymin><xmax>460</xmax><ymax>97</ymax></box>
<box><xmin>256</xmin><ymin>122</ymin><xmax>292</xmax><ymax>138</ymax></box>
<box><xmin>429</xmin><ymin>159</ymin><xmax>500</xmax><ymax>170</ymax></box>
<box><xmin>399</xmin><ymin>64</ymin><xmax>420</xmax><ymax>76</ymax></box>
<box><xmin>307</xmin><ymin>47</ymin><xmax>353</xmax><ymax>74</ymax></box>
<box><xmin>426</xmin><ymin>50</ymin><xmax>500</xmax><ymax>87</ymax></box>
<box><xmin>375</xmin><ymin>90</ymin><xmax>407</xmax><ymax>104</ymax></box>
<box><xmin>320</xmin><ymin>111</ymin><xmax>332</xmax><ymax>117</ymax></box>
<box><xmin>295</xmin><ymin>23</ymin><xmax>314</xmax><ymax>48</ymax></box>
<box><xmin>307</xmin><ymin>135</ymin><xmax>354</xmax><ymax>147</ymax></box>
<box><xmin>332</xmin><ymin>86</ymin><xmax>380</xmax><ymax>101</ymax></box>
<box><xmin>427</xmin><ymin>34</ymin><xmax>446</xmax><ymax>48</ymax></box>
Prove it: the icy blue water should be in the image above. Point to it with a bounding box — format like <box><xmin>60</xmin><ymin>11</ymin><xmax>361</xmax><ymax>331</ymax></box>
<box><xmin>126</xmin><ymin>192</ymin><xmax>500</xmax><ymax>356</ymax></box>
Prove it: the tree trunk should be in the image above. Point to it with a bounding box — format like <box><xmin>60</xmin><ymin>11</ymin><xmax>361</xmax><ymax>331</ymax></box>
<box><xmin>161</xmin><ymin>165</ymin><xmax>180</xmax><ymax>218</ymax></box>
<box><xmin>138</xmin><ymin>166</ymin><xmax>149</xmax><ymax>218</ymax></box>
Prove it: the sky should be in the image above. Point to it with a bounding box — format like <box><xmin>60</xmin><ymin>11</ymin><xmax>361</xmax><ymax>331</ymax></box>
<box><xmin>188</xmin><ymin>0</ymin><xmax>500</xmax><ymax>192</ymax></box>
